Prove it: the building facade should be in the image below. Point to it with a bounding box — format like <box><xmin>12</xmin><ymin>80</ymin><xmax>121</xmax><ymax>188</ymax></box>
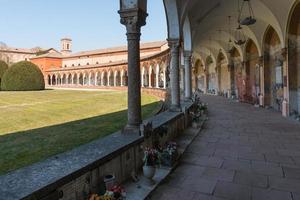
<box><xmin>30</xmin><ymin>40</ymin><xmax>170</xmax><ymax>92</ymax></box>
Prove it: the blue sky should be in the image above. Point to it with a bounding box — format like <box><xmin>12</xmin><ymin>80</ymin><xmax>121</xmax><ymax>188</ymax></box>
<box><xmin>0</xmin><ymin>0</ymin><xmax>167</xmax><ymax>52</ymax></box>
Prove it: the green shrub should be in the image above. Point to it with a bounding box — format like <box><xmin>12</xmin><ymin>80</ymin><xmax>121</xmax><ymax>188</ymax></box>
<box><xmin>1</xmin><ymin>61</ymin><xmax>45</xmax><ymax>91</ymax></box>
<box><xmin>0</xmin><ymin>60</ymin><xmax>8</xmax><ymax>90</ymax></box>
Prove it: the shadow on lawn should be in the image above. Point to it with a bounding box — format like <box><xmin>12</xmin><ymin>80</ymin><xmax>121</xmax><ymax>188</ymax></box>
<box><xmin>0</xmin><ymin>102</ymin><xmax>160</xmax><ymax>175</ymax></box>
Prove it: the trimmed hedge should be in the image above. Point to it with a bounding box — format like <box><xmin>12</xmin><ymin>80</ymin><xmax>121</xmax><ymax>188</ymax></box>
<box><xmin>0</xmin><ymin>60</ymin><xmax>8</xmax><ymax>90</ymax></box>
<box><xmin>1</xmin><ymin>61</ymin><xmax>45</xmax><ymax>91</ymax></box>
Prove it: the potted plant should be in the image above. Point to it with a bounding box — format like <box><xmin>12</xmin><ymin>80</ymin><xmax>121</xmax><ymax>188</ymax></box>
<box><xmin>191</xmin><ymin>105</ymin><xmax>201</xmax><ymax>128</ymax></box>
<box><xmin>143</xmin><ymin>147</ymin><xmax>161</xmax><ymax>185</ymax></box>
<box><xmin>109</xmin><ymin>185</ymin><xmax>126</xmax><ymax>200</ymax></box>
<box><xmin>161</xmin><ymin>142</ymin><xmax>178</xmax><ymax>167</ymax></box>
<box><xmin>199</xmin><ymin>103</ymin><xmax>208</xmax><ymax>115</ymax></box>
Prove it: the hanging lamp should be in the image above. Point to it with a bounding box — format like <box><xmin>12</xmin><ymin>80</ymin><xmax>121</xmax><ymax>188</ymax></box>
<box><xmin>239</xmin><ymin>0</ymin><xmax>256</xmax><ymax>26</ymax></box>
<box><xmin>226</xmin><ymin>16</ymin><xmax>234</xmax><ymax>53</ymax></box>
<box><xmin>217</xmin><ymin>29</ymin><xmax>223</xmax><ymax>53</ymax></box>
<box><xmin>235</xmin><ymin>0</ymin><xmax>247</xmax><ymax>45</ymax></box>
<box><xmin>234</xmin><ymin>25</ymin><xmax>246</xmax><ymax>45</ymax></box>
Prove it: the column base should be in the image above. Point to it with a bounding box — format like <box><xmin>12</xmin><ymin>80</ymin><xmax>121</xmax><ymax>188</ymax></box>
<box><xmin>184</xmin><ymin>97</ymin><xmax>193</xmax><ymax>102</ymax></box>
<box><xmin>122</xmin><ymin>125</ymin><xmax>141</xmax><ymax>135</ymax></box>
<box><xmin>282</xmin><ymin>99</ymin><xmax>289</xmax><ymax>117</ymax></box>
<box><xmin>169</xmin><ymin>105</ymin><xmax>182</xmax><ymax>112</ymax></box>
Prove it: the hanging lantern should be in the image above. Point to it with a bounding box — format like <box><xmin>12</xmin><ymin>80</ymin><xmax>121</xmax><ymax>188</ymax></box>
<box><xmin>226</xmin><ymin>16</ymin><xmax>234</xmax><ymax>53</ymax></box>
<box><xmin>234</xmin><ymin>25</ymin><xmax>246</xmax><ymax>45</ymax></box>
<box><xmin>217</xmin><ymin>29</ymin><xmax>223</xmax><ymax>53</ymax></box>
<box><xmin>239</xmin><ymin>0</ymin><xmax>256</xmax><ymax>26</ymax></box>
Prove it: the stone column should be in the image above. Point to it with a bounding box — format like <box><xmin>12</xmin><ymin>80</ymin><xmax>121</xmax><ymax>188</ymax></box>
<box><xmin>180</xmin><ymin>66</ymin><xmax>185</xmax><ymax>92</ymax></box>
<box><xmin>228</xmin><ymin>62</ymin><xmax>235</xmax><ymax>98</ymax></box>
<box><xmin>156</xmin><ymin>66</ymin><xmax>159</xmax><ymax>88</ymax></box>
<box><xmin>121</xmin><ymin>71</ymin><xmax>124</xmax><ymax>86</ymax></box>
<box><xmin>50</xmin><ymin>76</ymin><xmax>52</xmax><ymax>86</ymax></box>
<box><xmin>281</xmin><ymin>48</ymin><xmax>289</xmax><ymax>117</ymax></box>
<box><xmin>168</xmin><ymin>39</ymin><xmax>181</xmax><ymax>111</ymax></box>
<box><xmin>149</xmin><ymin>69</ymin><xmax>152</xmax><ymax>88</ymax></box>
<box><xmin>258</xmin><ymin>56</ymin><xmax>264</xmax><ymax>106</ymax></box>
<box><xmin>204</xmin><ymin>70</ymin><xmax>208</xmax><ymax>94</ymax></box>
<box><xmin>184</xmin><ymin>51</ymin><xmax>192</xmax><ymax>100</ymax></box>
<box><xmin>119</xmin><ymin>7</ymin><xmax>147</xmax><ymax>132</ymax></box>
<box><xmin>141</xmin><ymin>71</ymin><xmax>144</xmax><ymax>87</ymax></box>
<box><xmin>114</xmin><ymin>73</ymin><xmax>117</xmax><ymax>86</ymax></box>
<box><xmin>163</xmin><ymin>69</ymin><xmax>167</xmax><ymax>89</ymax></box>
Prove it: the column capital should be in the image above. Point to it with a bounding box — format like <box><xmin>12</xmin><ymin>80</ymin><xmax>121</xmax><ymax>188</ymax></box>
<box><xmin>167</xmin><ymin>38</ymin><xmax>180</xmax><ymax>49</ymax></box>
<box><xmin>258</xmin><ymin>56</ymin><xmax>264</xmax><ymax>65</ymax></box>
<box><xmin>119</xmin><ymin>9</ymin><xmax>148</xmax><ymax>34</ymax></box>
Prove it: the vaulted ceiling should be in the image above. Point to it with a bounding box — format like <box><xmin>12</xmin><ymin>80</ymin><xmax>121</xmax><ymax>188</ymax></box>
<box><xmin>164</xmin><ymin>0</ymin><xmax>297</xmax><ymax>64</ymax></box>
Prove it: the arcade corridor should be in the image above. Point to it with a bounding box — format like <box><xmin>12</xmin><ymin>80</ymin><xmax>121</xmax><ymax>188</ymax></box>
<box><xmin>151</xmin><ymin>95</ymin><xmax>300</xmax><ymax>200</ymax></box>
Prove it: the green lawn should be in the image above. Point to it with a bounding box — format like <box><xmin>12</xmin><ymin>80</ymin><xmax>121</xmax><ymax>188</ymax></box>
<box><xmin>0</xmin><ymin>89</ymin><xmax>160</xmax><ymax>175</ymax></box>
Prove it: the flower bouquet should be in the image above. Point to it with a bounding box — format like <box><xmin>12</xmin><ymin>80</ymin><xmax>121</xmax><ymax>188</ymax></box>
<box><xmin>88</xmin><ymin>185</ymin><xmax>126</xmax><ymax>200</ymax></box>
<box><xmin>143</xmin><ymin>147</ymin><xmax>161</xmax><ymax>167</ymax></box>
<box><xmin>143</xmin><ymin>147</ymin><xmax>161</xmax><ymax>184</ymax></box>
<box><xmin>161</xmin><ymin>142</ymin><xmax>178</xmax><ymax>167</ymax></box>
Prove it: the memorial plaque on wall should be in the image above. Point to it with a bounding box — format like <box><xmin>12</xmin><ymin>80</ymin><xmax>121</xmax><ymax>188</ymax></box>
<box><xmin>255</xmin><ymin>65</ymin><xmax>260</xmax><ymax>86</ymax></box>
<box><xmin>275</xmin><ymin>65</ymin><xmax>283</xmax><ymax>85</ymax></box>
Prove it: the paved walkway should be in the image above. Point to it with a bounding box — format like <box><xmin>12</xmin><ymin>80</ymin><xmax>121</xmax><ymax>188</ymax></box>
<box><xmin>150</xmin><ymin>95</ymin><xmax>300</xmax><ymax>200</ymax></box>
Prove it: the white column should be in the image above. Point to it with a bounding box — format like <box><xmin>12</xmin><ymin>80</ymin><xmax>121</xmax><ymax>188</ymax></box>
<box><xmin>121</xmin><ymin>71</ymin><xmax>124</xmax><ymax>86</ymax></box>
<box><xmin>184</xmin><ymin>51</ymin><xmax>192</xmax><ymax>100</ymax></box>
<box><xmin>141</xmin><ymin>69</ymin><xmax>144</xmax><ymax>87</ymax></box>
<box><xmin>163</xmin><ymin>68</ymin><xmax>166</xmax><ymax>89</ymax></box>
<box><xmin>149</xmin><ymin>68</ymin><xmax>152</xmax><ymax>88</ymax></box>
<box><xmin>114</xmin><ymin>72</ymin><xmax>117</xmax><ymax>86</ymax></box>
<box><xmin>156</xmin><ymin>65</ymin><xmax>159</xmax><ymax>88</ymax></box>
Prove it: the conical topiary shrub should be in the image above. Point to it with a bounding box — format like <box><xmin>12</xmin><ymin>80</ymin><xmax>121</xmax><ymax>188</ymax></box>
<box><xmin>1</xmin><ymin>61</ymin><xmax>45</xmax><ymax>91</ymax></box>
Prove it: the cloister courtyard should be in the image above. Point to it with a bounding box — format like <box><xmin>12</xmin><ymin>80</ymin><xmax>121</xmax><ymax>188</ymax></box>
<box><xmin>2</xmin><ymin>0</ymin><xmax>300</xmax><ymax>199</ymax></box>
<box><xmin>0</xmin><ymin>90</ymin><xmax>160</xmax><ymax>175</ymax></box>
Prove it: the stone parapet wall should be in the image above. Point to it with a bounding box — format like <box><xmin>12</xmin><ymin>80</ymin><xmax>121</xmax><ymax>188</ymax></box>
<box><xmin>141</xmin><ymin>87</ymin><xmax>167</xmax><ymax>100</ymax></box>
<box><xmin>0</xmin><ymin>103</ymin><xmax>193</xmax><ymax>200</ymax></box>
<box><xmin>48</xmin><ymin>86</ymin><xmax>167</xmax><ymax>100</ymax></box>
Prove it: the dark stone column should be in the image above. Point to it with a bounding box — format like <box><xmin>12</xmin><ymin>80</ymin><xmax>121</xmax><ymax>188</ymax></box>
<box><xmin>184</xmin><ymin>51</ymin><xmax>192</xmax><ymax>100</ymax></box>
<box><xmin>228</xmin><ymin>63</ymin><xmax>235</xmax><ymax>98</ymax></box>
<box><xmin>119</xmin><ymin>9</ymin><xmax>147</xmax><ymax>133</ymax></box>
<box><xmin>168</xmin><ymin>39</ymin><xmax>181</xmax><ymax>111</ymax></box>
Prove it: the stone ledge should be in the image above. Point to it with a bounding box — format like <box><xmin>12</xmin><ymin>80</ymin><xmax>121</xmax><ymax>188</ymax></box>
<box><xmin>0</xmin><ymin>103</ymin><xmax>194</xmax><ymax>200</ymax></box>
<box><xmin>0</xmin><ymin>132</ymin><xmax>142</xmax><ymax>200</ymax></box>
<box><xmin>124</xmin><ymin>118</ymin><xmax>206</xmax><ymax>200</ymax></box>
